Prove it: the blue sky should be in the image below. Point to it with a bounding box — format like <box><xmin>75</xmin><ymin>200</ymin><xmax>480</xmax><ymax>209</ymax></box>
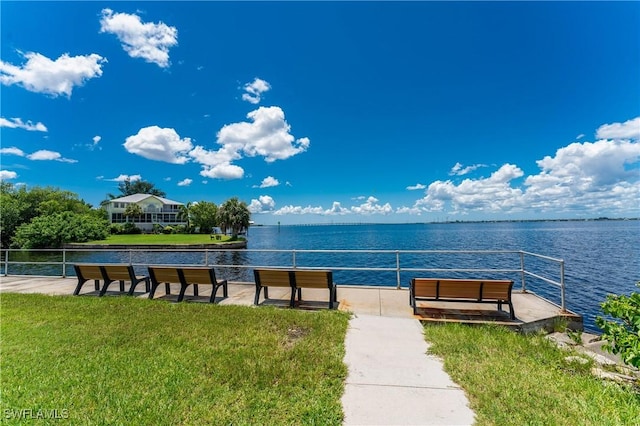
<box><xmin>1</xmin><ymin>1</ymin><xmax>639</xmax><ymax>225</ymax></box>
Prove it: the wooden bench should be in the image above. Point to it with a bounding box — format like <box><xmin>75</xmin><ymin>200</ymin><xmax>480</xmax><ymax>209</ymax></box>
<box><xmin>410</xmin><ymin>278</ymin><xmax>515</xmax><ymax>319</ymax></box>
<box><xmin>253</xmin><ymin>268</ymin><xmax>337</xmax><ymax>309</ymax></box>
<box><xmin>73</xmin><ymin>264</ymin><xmax>149</xmax><ymax>296</ymax></box>
<box><xmin>147</xmin><ymin>266</ymin><xmax>228</xmax><ymax>303</ymax></box>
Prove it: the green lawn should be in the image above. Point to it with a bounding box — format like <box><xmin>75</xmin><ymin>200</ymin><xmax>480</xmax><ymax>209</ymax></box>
<box><xmin>424</xmin><ymin>323</ymin><xmax>640</xmax><ymax>425</ymax></box>
<box><xmin>0</xmin><ymin>294</ymin><xmax>349</xmax><ymax>425</ymax></box>
<box><xmin>84</xmin><ymin>233</ymin><xmax>240</xmax><ymax>245</ymax></box>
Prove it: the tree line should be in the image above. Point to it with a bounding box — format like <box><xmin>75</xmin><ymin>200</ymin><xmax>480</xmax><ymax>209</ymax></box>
<box><xmin>0</xmin><ymin>180</ymin><xmax>251</xmax><ymax>249</ymax></box>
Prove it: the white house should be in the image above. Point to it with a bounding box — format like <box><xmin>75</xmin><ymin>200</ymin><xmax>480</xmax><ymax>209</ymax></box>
<box><xmin>103</xmin><ymin>194</ymin><xmax>187</xmax><ymax>231</ymax></box>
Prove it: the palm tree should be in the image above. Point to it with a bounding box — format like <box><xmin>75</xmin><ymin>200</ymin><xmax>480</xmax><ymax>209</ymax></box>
<box><xmin>177</xmin><ymin>202</ymin><xmax>192</xmax><ymax>230</ymax></box>
<box><xmin>216</xmin><ymin>197</ymin><xmax>251</xmax><ymax>238</ymax></box>
<box><xmin>123</xmin><ymin>203</ymin><xmax>143</xmax><ymax>222</ymax></box>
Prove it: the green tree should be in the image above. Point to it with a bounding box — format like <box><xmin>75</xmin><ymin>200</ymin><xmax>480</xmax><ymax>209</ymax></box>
<box><xmin>595</xmin><ymin>284</ymin><xmax>640</xmax><ymax>368</ymax></box>
<box><xmin>216</xmin><ymin>197</ymin><xmax>250</xmax><ymax>238</ymax></box>
<box><xmin>1</xmin><ymin>183</ymin><xmax>96</xmax><ymax>248</ymax></box>
<box><xmin>123</xmin><ymin>203</ymin><xmax>144</xmax><ymax>222</ymax></box>
<box><xmin>105</xmin><ymin>178</ymin><xmax>166</xmax><ymax>202</ymax></box>
<box><xmin>12</xmin><ymin>212</ymin><xmax>109</xmax><ymax>249</ymax></box>
<box><xmin>190</xmin><ymin>201</ymin><xmax>218</xmax><ymax>234</ymax></box>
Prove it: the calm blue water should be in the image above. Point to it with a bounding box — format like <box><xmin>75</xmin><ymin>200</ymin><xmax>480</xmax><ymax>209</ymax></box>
<box><xmin>245</xmin><ymin>221</ymin><xmax>640</xmax><ymax>331</ymax></box>
<box><xmin>3</xmin><ymin>220</ymin><xmax>639</xmax><ymax>331</ymax></box>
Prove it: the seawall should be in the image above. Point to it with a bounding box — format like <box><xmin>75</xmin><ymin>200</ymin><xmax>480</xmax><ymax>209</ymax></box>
<box><xmin>64</xmin><ymin>241</ymin><xmax>248</xmax><ymax>250</ymax></box>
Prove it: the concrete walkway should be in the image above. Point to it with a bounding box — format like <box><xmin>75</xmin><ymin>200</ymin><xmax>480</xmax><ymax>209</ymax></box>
<box><xmin>341</xmin><ymin>315</ymin><xmax>475</xmax><ymax>425</ymax></box>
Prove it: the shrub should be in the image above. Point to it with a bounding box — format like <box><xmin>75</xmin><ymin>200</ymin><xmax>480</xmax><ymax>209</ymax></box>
<box><xmin>162</xmin><ymin>226</ymin><xmax>174</xmax><ymax>234</ymax></box>
<box><xmin>110</xmin><ymin>223</ymin><xmax>125</xmax><ymax>234</ymax></box>
<box><xmin>595</xmin><ymin>283</ymin><xmax>640</xmax><ymax>368</ymax></box>
<box><xmin>122</xmin><ymin>222</ymin><xmax>141</xmax><ymax>234</ymax></box>
<box><xmin>173</xmin><ymin>225</ymin><xmax>188</xmax><ymax>234</ymax></box>
<box><xmin>12</xmin><ymin>212</ymin><xmax>109</xmax><ymax>248</ymax></box>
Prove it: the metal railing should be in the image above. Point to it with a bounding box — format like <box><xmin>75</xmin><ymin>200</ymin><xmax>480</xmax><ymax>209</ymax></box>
<box><xmin>1</xmin><ymin>248</ymin><xmax>566</xmax><ymax>311</ymax></box>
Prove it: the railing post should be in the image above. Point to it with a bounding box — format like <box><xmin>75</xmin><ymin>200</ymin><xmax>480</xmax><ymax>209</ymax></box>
<box><xmin>4</xmin><ymin>249</ymin><xmax>8</xmax><ymax>276</ymax></box>
<box><xmin>292</xmin><ymin>250</ymin><xmax>297</xmax><ymax>268</ymax></box>
<box><xmin>205</xmin><ymin>249</ymin><xmax>209</xmax><ymax>266</ymax></box>
<box><xmin>520</xmin><ymin>251</ymin><xmax>527</xmax><ymax>293</ymax></box>
<box><xmin>129</xmin><ymin>249</ymin><xmax>133</xmax><ymax>265</ymax></box>
<box><xmin>396</xmin><ymin>251</ymin><xmax>401</xmax><ymax>289</ymax></box>
<box><xmin>560</xmin><ymin>260</ymin><xmax>566</xmax><ymax>312</ymax></box>
<box><xmin>62</xmin><ymin>249</ymin><xmax>67</xmax><ymax>278</ymax></box>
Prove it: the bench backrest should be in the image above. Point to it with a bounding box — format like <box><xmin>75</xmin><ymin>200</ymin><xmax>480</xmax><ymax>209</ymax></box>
<box><xmin>254</xmin><ymin>269</ymin><xmax>291</xmax><ymax>287</ymax></box>
<box><xmin>293</xmin><ymin>270</ymin><xmax>333</xmax><ymax>289</ymax></box>
<box><xmin>481</xmin><ymin>280</ymin><xmax>513</xmax><ymax>300</ymax></box>
<box><xmin>74</xmin><ymin>264</ymin><xmax>103</xmax><ymax>281</ymax></box>
<box><xmin>102</xmin><ymin>264</ymin><xmax>134</xmax><ymax>281</ymax></box>
<box><xmin>149</xmin><ymin>267</ymin><xmax>181</xmax><ymax>284</ymax></box>
<box><xmin>181</xmin><ymin>268</ymin><xmax>216</xmax><ymax>285</ymax></box>
<box><xmin>439</xmin><ymin>280</ymin><xmax>482</xmax><ymax>300</ymax></box>
<box><xmin>412</xmin><ymin>278</ymin><xmax>513</xmax><ymax>301</ymax></box>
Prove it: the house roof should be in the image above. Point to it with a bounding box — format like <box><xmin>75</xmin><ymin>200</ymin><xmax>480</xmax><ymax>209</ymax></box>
<box><xmin>107</xmin><ymin>194</ymin><xmax>184</xmax><ymax>205</ymax></box>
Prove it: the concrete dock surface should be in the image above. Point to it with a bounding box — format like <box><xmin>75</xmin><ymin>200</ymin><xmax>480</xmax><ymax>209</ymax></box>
<box><xmin>1</xmin><ymin>275</ymin><xmax>587</xmax><ymax>425</ymax></box>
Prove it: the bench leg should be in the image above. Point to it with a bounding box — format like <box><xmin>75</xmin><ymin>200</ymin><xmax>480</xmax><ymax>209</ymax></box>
<box><xmin>73</xmin><ymin>279</ymin><xmax>86</xmax><ymax>296</ymax></box>
<box><xmin>128</xmin><ymin>277</ymin><xmax>149</xmax><ymax>296</ymax></box>
<box><xmin>289</xmin><ymin>288</ymin><xmax>296</xmax><ymax>307</ymax></box>
<box><xmin>209</xmin><ymin>280</ymin><xmax>228</xmax><ymax>303</ymax></box>
<box><xmin>193</xmin><ymin>284</ymin><xmax>199</xmax><ymax>297</ymax></box>
<box><xmin>177</xmin><ymin>284</ymin><xmax>189</xmax><ymax>302</ymax></box>
<box><xmin>254</xmin><ymin>285</ymin><xmax>265</xmax><ymax>305</ymax></box>
<box><xmin>165</xmin><ymin>282</ymin><xmax>171</xmax><ymax>295</ymax></box>
<box><xmin>508</xmin><ymin>301</ymin><xmax>516</xmax><ymax>320</ymax></box>
<box><xmin>149</xmin><ymin>282</ymin><xmax>159</xmax><ymax>299</ymax></box>
<box><xmin>329</xmin><ymin>287</ymin><xmax>334</xmax><ymax>309</ymax></box>
<box><xmin>99</xmin><ymin>280</ymin><xmax>113</xmax><ymax>297</ymax></box>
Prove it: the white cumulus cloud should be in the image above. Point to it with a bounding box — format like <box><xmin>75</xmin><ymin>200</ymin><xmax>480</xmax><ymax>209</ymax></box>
<box><xmin>351</xmin><ymin>196</ymin><xmax>393</xmax><ymax>215</ymax></box>
<box><xmin>416</xmin><ymin>164</ymin><xmax>525</xmax><ymax>213</ymax></box>
<box><xmin>523</xmin><ymin>139</ymin><xmax>640</xmax><ymax>212</ymax></box>
<box><xmin>217</xmin><ymin>106</ymin><xmax>310</xmax><ymax>162</ymax></box>
<box><xmin>596</xmin><ymin>117</ymin><xmax>640</xmax><ymax>140</ymax></box>
<box><xmin>241</xmin><ymin>78</ymin><xmax>271</xmax><ymax>104</ymax></box>
<box><xmin>0</xmin><ymin>147</ymin><xmax>25</xmax><ymax>156</ymax></box>
<box><xmin>100</xmin><ymin>9</ymin><xmax>178</xmax><ymax>68</ymax></box>
<box><xmin>177</xmin><ymin>178</ymin><xmax>192</xmax><ymax>186</ymax></box>
<box><xmin>106</xmin><ymin>174</ymin><xmax>142</xmax><ymax>182</ymax></box>
<box><xmin>0</xmin><ymin>170</ymin><xmax>18</xmax><ymax>180</ymax></box>
<box><xmin>0</xmin><ymin>51</ymin><xmax>106</xmax><ymax>97</ymax></box>
<box><xmin>27</xmin><ymin>150</ymin><xmax>77</xmax><ymax>163</ymax></box>
<box><xmin>406</xmin><ymin>183</ymin><xmax>426</xmax><ymax>191</ymax></box>
<box><xmin>189</xmin><ymin>106</ymin><xmax>310</xmax><ymax>179</ymax></box>
<box><xmin>249</xmin><ymin>195</ymin><xmax>276</xmax><ymax>213</ymax></box>
<box><xmin>449</xmin><ymin>162</ymin><xmax>487</xmax><ymax>176</ymax></box>
<box><xmin>255</xmin><ymin>176</ymin><xmax>279</xmax><ymax>188</ymax></box>
<box><xmin>0</xmin><ymin>117</ymin><xmax>47</xmax><ymax>132</ymax></box>
<box><xmin>274</xmin><ymin>205</ymin><xmax>327</xmax><ymax>215</ymax></box>
<box><xmin>124</xmin><ymin>126</ymin><xmax>193</xmax><ymax>164</ymax></box>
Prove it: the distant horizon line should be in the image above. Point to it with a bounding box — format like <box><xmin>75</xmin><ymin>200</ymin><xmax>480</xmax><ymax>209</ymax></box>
<box><xmin>253</xmin><ymin>217</ymin><xmax>640</xmax><ymax>227</ymax></box>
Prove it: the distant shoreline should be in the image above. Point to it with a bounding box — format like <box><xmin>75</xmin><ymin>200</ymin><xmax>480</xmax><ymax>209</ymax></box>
<box><xmin>257</xmin><ymin>217</ymin><xmax>640</xmax><ymax>227</ymax></box>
